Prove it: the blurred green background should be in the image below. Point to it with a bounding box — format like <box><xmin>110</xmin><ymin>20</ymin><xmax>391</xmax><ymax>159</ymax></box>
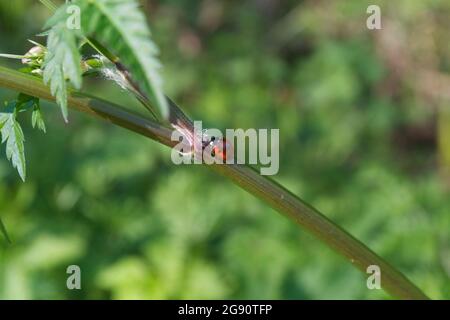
<box><xmin>0</xmin><ymin>0</ymin><xmax>449</xmax><ymax>299</ymax></box>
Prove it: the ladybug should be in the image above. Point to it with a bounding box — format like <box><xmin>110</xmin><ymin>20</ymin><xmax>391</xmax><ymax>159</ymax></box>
<box><xmin>204</xmin><ymin>136</ymin><xmax>234</xmax><ymax>162</ymax></box>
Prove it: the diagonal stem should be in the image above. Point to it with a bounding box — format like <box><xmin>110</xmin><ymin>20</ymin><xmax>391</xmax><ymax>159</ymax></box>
<box><xmin>0</xmin><ymin>65</ymin><xmax>430</xmax><ymax>300</ymax></box>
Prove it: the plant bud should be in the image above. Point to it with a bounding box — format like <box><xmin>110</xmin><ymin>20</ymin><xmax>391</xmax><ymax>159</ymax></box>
<box><xmin>21</xmin><ymin>46</ymin><xmax>45</xmax><ymax>65</ymax></box>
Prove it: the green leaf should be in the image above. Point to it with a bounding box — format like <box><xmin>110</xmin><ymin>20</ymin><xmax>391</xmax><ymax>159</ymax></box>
<box><xmin>17</xmin><ymin>93</ymin><xmax>39</xmax><ymax>112</ymax></box>
<box><xmin>78</xmin><ymin>0</ymin><xmax>168</xmax><ymax>119</ymax></box>
<box><xmin>0</xmin><ymin>102</ymin><xmax>26</xmax><ymax>181</ymax></box>
<box><xmin>0</xmin><ymin>215</ymin><xmax>11</xmax><ymax>244</ymax></box>
<box><xmin>32</xmin><ymin>104</ymin><xmax>47</xmax><ymax>133</ymax></box>
<box><xmin>42</xmin><ymin>5</ymin><xmax>82</xmax><ymax>122</ymax></box>
<box><xmin>0</xmin><ymin>95</ymin><xmax>45</xmax><ymax>182</ymax></box>
<box><xmin>15</xmin><ymin>93</ymin><xmax>47</xmax><ymax>132</ymax></box>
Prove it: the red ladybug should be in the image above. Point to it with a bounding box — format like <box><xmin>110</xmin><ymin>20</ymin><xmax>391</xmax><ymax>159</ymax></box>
<box><xmin>207</xmin><ymin>136</ymin><xmax>234</xmax><ymax>161</ymax></box>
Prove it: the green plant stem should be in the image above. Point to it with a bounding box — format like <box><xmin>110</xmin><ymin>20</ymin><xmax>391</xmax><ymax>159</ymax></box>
<box><xmin>0</xmin><ymin>65</ymin><xmax>430</xmax><ymax>300</ymax></box>
<box><xmin>0</xmin><ymin>54</ymin><xmax>25</xmax><ymax>60</ymax></box>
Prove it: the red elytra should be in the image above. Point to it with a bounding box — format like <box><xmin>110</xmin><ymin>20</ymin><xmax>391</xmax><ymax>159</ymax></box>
<box><xmin>210</xmin><ymin>138</ymin><xmax>234</xmax><ymax>161</ymax></box>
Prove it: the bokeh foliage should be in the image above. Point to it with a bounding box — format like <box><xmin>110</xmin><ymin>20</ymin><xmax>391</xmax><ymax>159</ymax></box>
<box><xmin>0</xmin><ymin>0</ymin><xmax>449</xmax><ymax>299</ymax></box>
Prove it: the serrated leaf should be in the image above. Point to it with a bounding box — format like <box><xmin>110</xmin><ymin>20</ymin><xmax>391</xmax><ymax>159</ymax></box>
<box><xmin>0</xmin><ymin>105</ymin><xmax>26</xmax><ymax>181</ymax></box>
<box><xmin>32</xmin><ymin>105</ymin><xmax>47</xmax><ymax>133</ymax></box>
<box><xmin>15</xmin><ymin>93</ymin><xmax>47</xmax><ymax>132</ymax></box>
<box><xmin>0</xmin><ymin>103</ymin><xmax>17</xmax><ymax>144</ymax></box>
<box><xmin>78</xmin><ymin>0</ymin><xmax>168</xmax><ymax>119</ymax></box>
<box><xmin>42</xmin><ymin>5</ymin><xmax>82</xmax><ymax>122</ymax></box>
<box><xmin>5</xmin><ymin>120</ymin><xmax>26</xmax><ymax>181</ymax></box>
